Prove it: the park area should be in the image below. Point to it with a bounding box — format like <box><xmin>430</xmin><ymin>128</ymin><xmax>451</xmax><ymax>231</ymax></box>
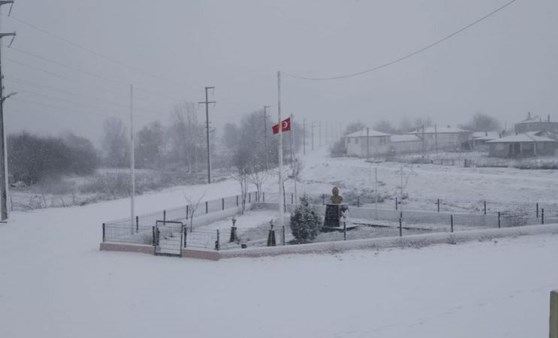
<box><xmin>2</xmin><ymin>148</ymin><xmax>558</xmax><ymax>337</ymax></box>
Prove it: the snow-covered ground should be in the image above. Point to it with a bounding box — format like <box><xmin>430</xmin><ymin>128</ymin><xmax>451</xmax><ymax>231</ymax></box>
<box><xmin>1</xmin><ymin>147</ymin><xmax>558</xmax><ymax>337</ymax></box>
<box><xmin>292</xmin><ymin>148</ymin><xmax>558</xmax><ymax>214</ymax></box>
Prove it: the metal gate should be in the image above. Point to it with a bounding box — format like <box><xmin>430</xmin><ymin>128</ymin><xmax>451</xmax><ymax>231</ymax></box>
<box><xmin>154</xmin><ymin>220</ymin><xmax>184</xmax><ymax>257</ymax></box>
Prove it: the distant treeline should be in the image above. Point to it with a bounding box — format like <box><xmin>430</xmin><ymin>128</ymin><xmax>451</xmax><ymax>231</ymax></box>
<box><xmin>8</xmin><ymin>132</ymin><xmax>99</xmax><ymax>185</ymax></box>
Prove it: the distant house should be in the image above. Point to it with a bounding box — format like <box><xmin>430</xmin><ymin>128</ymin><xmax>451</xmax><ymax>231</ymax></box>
<box><xmin>471</xmin><ymin>131</ymin><xmax>500</xmax><ymax>150</ymax></box>
<box><xmin>344</xmin><ymin>129</ymin><xmax>391</xmax><ymax>157</ymax></box>
<box><xmin>390</xmin><ymin>134</ymin><xmax>423</xmax><ymax>154</ymax></box>
<box><xmin>487</xmin><ymin>132</ymin><xmax>558</xmax><ymax>158</ymax></box>
<box><xmin>411</xmin><ymin>126</ymin><xmax>471</xmax><ymax>151</ymax></box>
<box><xmin>515</xmin><ymin>113</ymin><xmax>558</xmax><ymax>134</ymax></box>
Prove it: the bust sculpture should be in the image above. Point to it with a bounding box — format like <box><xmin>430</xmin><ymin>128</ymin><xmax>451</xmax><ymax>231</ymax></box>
<box><xmin>331</xmin><ymin>187</ymin><xmax>343</xmax><ymax>204</ymax></box>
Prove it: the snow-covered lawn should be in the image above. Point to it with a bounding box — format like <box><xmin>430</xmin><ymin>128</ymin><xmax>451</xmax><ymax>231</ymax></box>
<box><xmin>0</xmin><ymin>178</ymin><xmax>557</xmax><ymax>337</ymax></box>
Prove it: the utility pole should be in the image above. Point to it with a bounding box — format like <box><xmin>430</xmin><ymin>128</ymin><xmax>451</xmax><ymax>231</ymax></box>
<box><xmin>302</xmin><ymin>119</ymin><xmax>306</xmax><ymax>155</ymax></box>
<box><xmin>311</xmin><ymin>121</ymin><xmax>315</xmax><ymax>151</ymax></box>
<box><xmin>366</xmin><ymin>127</ymin><xmax>370</xmax><ymax>161</ymax></box>
<box><xmin>263</xmin><ymin>105</ymin><xmax>270</xmax><ymax>170</ymax></box>
<box><xmin>319</xmin><ymin>121</ymin><xmax>322</xmax><ymax>147</ymax></box>
<box><xmin>199</xmin><ymin>86</ymin><xmax>215</xmax><ymax>184</ymax></box>
<box><xmin>0</xmin><ymin>1</ymin><xmax>16</xmax><ymax>221</ymax></box>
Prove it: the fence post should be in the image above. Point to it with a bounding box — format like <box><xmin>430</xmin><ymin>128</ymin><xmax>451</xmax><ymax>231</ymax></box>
<box><xmin>551</xmin><ymin>290</ymin><xmax>558</xmax><ymax>338</ymax></box>
<box><xmin>450</xmin><ymin>215</ymin><xmax>454</xmax><ymax>233</ymax></box>
<box><xmin>291</xmin><ymin>193</ymin><xmax>294</xmax><ymax>204</ymax></box>
<box><xmin>322</xmin><ymin>194</ymin><xmax>325</xmax><ymax>205</ymax></box>
<box><xmin>186</xmin><ymin>205</ymin><xmax>189</xmax><ymax>219</ymax></box>
<box><xmin>343</xmin><ymin>221</ymin><xmax>347</xmax><ymax>240</ymax></box>
<box><xmin>236</xmin><ymin>195</ymin><xmax>239</xmax><ymax>207</ymax></box>
<box><xmin>135</xmin><ymin>216</ymin><xmax>139</xmax><ymax>233</ymax></box>
<box><xmin>498</xmin><ymin>212</ymin><xmax>501</xmax><ymax>228</ymax></box>
<box><xmin>183</xmin><ymin>226</ymin><xmax>187</xmax><ymax>248</ymax></box>
<box><xmin>483</xmin><ymin>200</ymin><xmax>487</xmax><ymax>215</ymax></box>
<box><xmin>536</xmin><ymin>203</ymin><xmax>539</xmax><ymax>218</ymax></box>
<box><xmin>222</xmin><ymin>198</ymin><xmax>225</xmax><ymax>211</ymax></box>
<box><xmin>263</xmin><ymin>192</ymin><xmax>265</xmax><ymax>203</ymax></box>
<box><xmin>395</xmin><ymin>197</ymin><xmax>398</xmax><ymax>210</ymax></box>
<box><xmin>163</xmin><ymin>210</ymin><xmax>166</xmax><ymax>224</ymax></box>
<box><xmin>102</xmin><ymin>223</ymin><xmax>105</xmax><ymax>242</ymax></box>
<box><xmin>282</xmin><ymin>226</ymin><xmax>286</xmax><ymax>245</ymax></box>
<box><xmin>357</xmin><ymin>196</ymin><xmax>360</xmax><ymax>208</ymax></box>
<box><xmin>215</xmin><ymin>230</ymin><xmax>220</xmax><ymax>251</ymax></box>
<box><xmin>437</xmin><ymin>199</ymin><xmax>440</xmax><ymax>213</ymax></box>
<box><xmin>399</xmin><ymin>217</ymin><xmax>402</xmax><ymax>237</ymax></box>
<box><xmin>205</xmin><ymin>201</ymin><xmax>208</xmax><ymax>214</ymax></box>
<box><xmin>152</xmin><ymin>226</ymin><xmax>156</xmax><ymax>246</ymax></box>
<box><xmin>542</xmin><ymin>208</ymin><xmax>545</xmax><ymax>224</ymax></box>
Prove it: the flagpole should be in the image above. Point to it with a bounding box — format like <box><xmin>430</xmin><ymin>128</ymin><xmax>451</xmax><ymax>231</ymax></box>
<box><xmin>277</xmin><ymin>71</ymin><xmax>284</xmax><ymax>230</ymax></box>
<box><xmin>291</xmin><ymin>113</ymin><xmax>297</xmax><ymax>205</ymax></box>
<box><xmin>130</xmin><ymin>84</ymin><xmax>135</xmax><ymax>234</ymax></box>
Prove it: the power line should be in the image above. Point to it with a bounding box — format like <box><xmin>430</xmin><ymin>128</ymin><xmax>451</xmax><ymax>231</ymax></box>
<box><xmin>4</xmin><ymin>14</ymin><xmax>250</xmax><ymax>109</ymax></box>
<box><xmin>284</xmin><ymin>0</ymin><xmax>518</xmax><ymax>81</ymax></box>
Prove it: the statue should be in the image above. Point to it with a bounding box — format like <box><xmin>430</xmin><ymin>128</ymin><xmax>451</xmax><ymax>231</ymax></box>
<box><xmin>331</xmin><ymin>187</ymin><xmax>343</xmax><ymax>204</ymax></box>
<box><xmin>323</xmin><ymin>187</ymin><xmax>347</xmax><ymax>230</ymax></box>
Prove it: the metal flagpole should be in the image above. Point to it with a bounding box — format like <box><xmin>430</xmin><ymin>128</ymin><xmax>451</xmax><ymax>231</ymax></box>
<box><xmin>277</xmin><ymin>71</ymin><xmax>284</xmax><ymax>229</ymax></box>
<box><xmin>291</xmin><ymin>114</ymin><xmax>297</xmax><ymax>204</ymax></box>
<box><xmin>130</xmin><ymin>84</ymin><xmax>135</xmax><ymax>233</ymax></box>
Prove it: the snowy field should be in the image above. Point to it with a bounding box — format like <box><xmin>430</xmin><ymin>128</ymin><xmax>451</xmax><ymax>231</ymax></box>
<box><xmin>1</xmin><ymin>148</ymin><xmax>558</xmax><ymax>337</ymax></box>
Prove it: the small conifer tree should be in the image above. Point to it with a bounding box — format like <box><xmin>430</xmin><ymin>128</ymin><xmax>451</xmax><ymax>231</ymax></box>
<box><xmin>290</xmin><ymin>195</ymin><xmax>321</xmax><ymax>243</ymax></box>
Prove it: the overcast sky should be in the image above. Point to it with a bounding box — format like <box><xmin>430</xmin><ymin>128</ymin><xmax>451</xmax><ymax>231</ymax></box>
<box><xmin>2</xmin><ymin>0</ymin><xmax>557</xmax><ymax>144</ymax></box>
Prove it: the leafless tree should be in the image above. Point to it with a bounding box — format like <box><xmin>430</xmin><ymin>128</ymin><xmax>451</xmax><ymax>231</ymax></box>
<box><xmin>183</xmin><ymin>191</ymin><xmax>206</xmax><ymax>232</ymax></box>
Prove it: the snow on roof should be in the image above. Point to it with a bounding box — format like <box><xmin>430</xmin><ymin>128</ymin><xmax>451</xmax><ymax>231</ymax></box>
<box><xmin>344</xmin><ymin>129</ymin><xmax>390</xmax><ymax>138</ymax></box>
<box><xmin>411</xmin><ymin>126</ymin><xmax>469</xmax><ymax>134</ymax></box>
<box><xmin>472</xmin><ymin>131</ymin><xmax>500</xmax><ymax>141</ymax></box>
<box><xmin>487</xmin><ymin>133</ymin><xmax>557</xmax><ymax>143</ymax></box>
<box><xmin>391</xmin><ymin>134</ymin><xmax>421</xmax><ymax>143</ymax></box>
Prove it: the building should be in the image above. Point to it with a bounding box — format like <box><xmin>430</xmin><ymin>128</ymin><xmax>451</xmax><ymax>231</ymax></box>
<box><xmin>487</xmin><ymin>132</ymin><xmax>558</xmax><ymax>158</ymax></box>
<box><xmin>471</xmin><ymin>131</ymin><xmax>500</xmax><ymax>151</ymax></box>
<box><xmin>344</xmin><ymin>129</ymin><xmax>391</xmax><ymax>157</ymax></box>
<box><xmin>390</xmin><ymin>134</ymin><xmax>423</xmax><ymax>154</ymax></box>
<box><xmin>515</xmin><ymin>113</ymin><xmax>558</xmax><ymax>134</ymax></box>
<box><xmin>411</xmin><ymin>126</ymin><xmax>471</xmax><ymax>151</ymax></box>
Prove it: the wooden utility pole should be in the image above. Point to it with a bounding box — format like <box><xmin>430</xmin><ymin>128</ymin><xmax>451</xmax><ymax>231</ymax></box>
<box><xmin>0</xmin><ymin>2</ymin><xmax>16</xmax><ymax>221</ymax></box>
<box><xmin>303</xmin><ymin>118</ymin><xmax>306</xmax><ymax>155</ymax></box>
<box><xmin>311</xmin><ymin>121</ymin><xmax>315</xmax><ymax>151</ymax></box>
<box><xmin>199</xmin><ymin>86</ymin><xmax>215</xmax><ymax>184</ymax></box>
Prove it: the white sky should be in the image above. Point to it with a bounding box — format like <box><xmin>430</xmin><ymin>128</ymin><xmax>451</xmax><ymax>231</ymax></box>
<box><xmin>2</xmin><ymin>0</ymin><xmax>557</xmax><ymax>144</ymax></box>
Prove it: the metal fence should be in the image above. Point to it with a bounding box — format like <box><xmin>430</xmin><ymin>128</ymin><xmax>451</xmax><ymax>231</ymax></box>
<box><xmin>102</xmin><ymin>192</ymin><xmax>260</xmax><ymax>245</ymax></box>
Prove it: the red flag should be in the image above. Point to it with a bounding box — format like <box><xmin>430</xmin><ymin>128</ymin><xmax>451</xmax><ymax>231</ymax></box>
<box><xmin>272</xmin><ymin>117</ymin><xmax>291</xmax><ymax>134</ymax></box>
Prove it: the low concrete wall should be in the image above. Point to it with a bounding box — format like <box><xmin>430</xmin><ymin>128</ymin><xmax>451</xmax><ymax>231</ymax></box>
<box><xmin>220</xmin><ymin>223</ymin><xmax>558</xmax><ymax>259</ymax></box>
<box><xmin>181</xmin><ymin>249</ymin><xmax>220</xmax><ymax>261</ymax></box>
<box><xmin>100</xmin><ymin>242</ymin><xmax>155</xmax><ymax>255</ymax></box>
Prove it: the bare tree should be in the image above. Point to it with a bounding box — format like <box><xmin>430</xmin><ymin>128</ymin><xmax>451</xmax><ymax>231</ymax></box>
<box><xmin>183</xmin><ymin>191</ymin><xmax>206</xmax><ymax>232</ymax></box>
<box><xmin>169</xmin><ymin>102</ymin><xmax>204</xmax><ymax>173</ymax></box>
<box><xmin>247</xmin><ymin>164</ymin><xmax>270</xmax><ymax>201</ymax></box>
<box><xmin>101</xmin><ymin>117</ymin><xmax>129</xmax><ymax>168</ymax></box>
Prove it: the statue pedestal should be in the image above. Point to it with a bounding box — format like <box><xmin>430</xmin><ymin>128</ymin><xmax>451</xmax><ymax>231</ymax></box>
<box><xmin>322</xmin><ymin>204</ymin><xmax>348</xmax><ymax>232</ymax></box>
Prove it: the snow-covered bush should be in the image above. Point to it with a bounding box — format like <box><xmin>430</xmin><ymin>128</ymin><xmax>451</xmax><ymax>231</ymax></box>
<box><xmin>290</xmin><ymin>195</ymin><xmax>322</xmax><ymax>243</ymax></box>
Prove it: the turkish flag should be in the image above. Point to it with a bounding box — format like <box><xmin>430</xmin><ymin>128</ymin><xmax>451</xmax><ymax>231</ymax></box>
<box><xmin>272</xmin><ymin>117</ymin><xmax>291</xmax><ymax>134</ymax></box>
